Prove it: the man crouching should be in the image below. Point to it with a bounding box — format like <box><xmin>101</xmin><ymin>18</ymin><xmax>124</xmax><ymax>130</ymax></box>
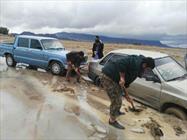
<box><xmin>66</xmin><ymin>51</ymin><xmax>84</xmax><ymax>82</ymax></box>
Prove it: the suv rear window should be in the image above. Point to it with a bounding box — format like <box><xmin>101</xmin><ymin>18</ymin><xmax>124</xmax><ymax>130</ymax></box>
<box><xmin>18</xmin><ymin>38</ymin><xmax>29</xmax><ymax>48</ymax></box>
<box><xmin>107</xmin><ymin>54</ymin><xmax>126</xmax><ymax>63</ymax></box>
<box><xmin>100</xmin><ymin>53</ymin><xmax>113</xmax><ymax>65</ymax></box>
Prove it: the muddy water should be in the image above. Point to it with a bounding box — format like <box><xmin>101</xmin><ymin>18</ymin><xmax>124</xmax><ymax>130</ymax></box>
<box><xmin>0</xmin><ymin>57</ymin><xmax>124</xmax><ymax>140</ymax></box>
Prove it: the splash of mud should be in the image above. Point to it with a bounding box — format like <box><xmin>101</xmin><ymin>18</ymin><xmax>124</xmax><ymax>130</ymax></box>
<box><xmin>141</xmin><ymin>117</ymin><xmax>163</xmax><ymax>140</ymax></box>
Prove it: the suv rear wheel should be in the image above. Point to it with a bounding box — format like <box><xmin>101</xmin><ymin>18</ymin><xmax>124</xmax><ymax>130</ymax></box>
<box><xmin>165</xmin><ymin>107</ymin><xmax>187</xmax><ymax>120</ymax></box>
<box><xmin>6</xmin><ymin>54</ymin><xmax>17</xmax><ymax>67</ymax></box>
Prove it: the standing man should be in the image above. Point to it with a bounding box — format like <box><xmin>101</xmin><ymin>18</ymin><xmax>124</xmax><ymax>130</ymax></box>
<box><xmin>66</xmin><ymin>51</ymin><xmax>85</xmax><ymax>82</ymax></box>
<box><xmin>101</xmin><ymin>55</ymin><xmax>155</xmax><ymax>129</ymax></box>
<box><xmin>92</xmin><ymin>36</ymin><xmax>104</xmax><ymax>59</ymax></box>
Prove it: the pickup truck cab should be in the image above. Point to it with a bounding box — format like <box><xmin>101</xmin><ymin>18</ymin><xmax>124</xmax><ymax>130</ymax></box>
<box><xmin>0</xmin><ymin>35</ymin><xmax>71</xmax><ymax>75</ymax></box>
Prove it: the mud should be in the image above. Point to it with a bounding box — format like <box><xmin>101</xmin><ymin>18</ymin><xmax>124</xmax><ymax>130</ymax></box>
<box><xmin>173</xmin><ymin>126</ymin><xmax>186</xmax><ymax>136</ymax></box>
<box><xmin>128</xmin><ymin>106</ymin><xmax>144</xmax><ymax>114</ymax></box>
<box><xmin>53</xmin><ymin>86</ymin><xmax>75</xmax><ymax>94</ymax></box>
<box><xmin>1</xmin><ymin>44</ymin><xmax>187</xmax><ymax>140</ymax></box>
<box><xmin>0</xmin><ymin>60</ymin><xmax>113</xmax><ymax>140</ymax></box>
<box><xmin>141</xmin><ymin>117</ymin><xmax>163</xmax><ymax>140</ymax></box>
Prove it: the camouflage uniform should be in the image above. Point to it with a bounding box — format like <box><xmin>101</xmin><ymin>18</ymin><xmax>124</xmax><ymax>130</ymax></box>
<box><xmin>101</xmin><ymin>74</ymin><xmax>123</xmax><ymax>119</ymax></box>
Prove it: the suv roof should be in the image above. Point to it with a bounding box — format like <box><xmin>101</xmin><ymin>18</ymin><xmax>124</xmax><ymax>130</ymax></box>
<box><xmin>17</xmin><ymin>35</ymin><xmax>57</xmax><ymax>40</ymax></box>
<box><xmin>110</xmin><ymin>49</ymin><xmax>168</xmax><ymax>59</ymax></box>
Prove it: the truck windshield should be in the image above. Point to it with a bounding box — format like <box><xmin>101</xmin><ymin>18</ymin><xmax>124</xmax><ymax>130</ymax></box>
<box><xmin>41</xmin><ymin>39</ymin><xmax>64</xmax><ymax>50</ymax></box>
<box><xmin>155</xmin><ymin>56</ymin><xmax>187</xmax><ymax>81</ymax></box>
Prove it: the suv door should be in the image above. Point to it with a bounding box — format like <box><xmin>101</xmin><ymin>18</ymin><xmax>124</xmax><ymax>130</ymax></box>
<box><xmin>14</xmin><ymin>37</ymin><xmax>30</xmax><ymax>64</ymax></box>
<box><xmin>27</xmin><ymin>39</ymin><xmax>46</xmax><ymax>68</ymax></box>
<box><xmin>128</xmin><ymin>70</ymin><xmax>161</xmax><ymax>109</ymax></box>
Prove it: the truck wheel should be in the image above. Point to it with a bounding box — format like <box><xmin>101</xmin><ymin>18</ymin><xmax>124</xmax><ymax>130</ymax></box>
<box><xmin>50</xmin><ymin>61</ymin><xmax>65</xmax><ymax>75</ymax></box>
<box><xmin>94</xmin><ymin>76</ymin><xmax>100</xmax><ymax>86</ymax></box>
<box><xmin>6</xmin><ymin>54</ymin><xmax>17</xmax><ymax>67</ymax></box>
<box><xmin>165</xmin><ymin>107</ymin><xmax>187</xmax><ymax>120</ymax></box>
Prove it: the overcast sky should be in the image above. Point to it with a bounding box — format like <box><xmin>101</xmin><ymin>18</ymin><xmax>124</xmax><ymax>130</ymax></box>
<box><xmin>0</xmin><ymin>0</ymin><xmax>187</xmax><ymax>37</ymax></box>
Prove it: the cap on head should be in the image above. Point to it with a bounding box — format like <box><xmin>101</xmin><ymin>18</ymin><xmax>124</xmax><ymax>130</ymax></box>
<box><xmin>95</xmin><ymin>35</ymin><xmax>99</xmax><ymax>39</ymax></box>
<box><xmin>142</xmin><ymin>57</ymin><xmax>155</xmax><ymax>69</ymax></box>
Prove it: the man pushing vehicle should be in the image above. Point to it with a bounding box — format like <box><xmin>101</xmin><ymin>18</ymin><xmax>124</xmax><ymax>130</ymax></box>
<box><xmin>101</xmin><ymin>55</ymin><xmax>155</xmax><ymax>129</ymax></box>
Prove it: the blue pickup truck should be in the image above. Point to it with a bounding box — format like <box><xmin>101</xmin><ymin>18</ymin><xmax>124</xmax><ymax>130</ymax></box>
<box><xmin>0</xmin><ymin>35</ymin><xmax>85</xmax><ymax>75</ymax></box>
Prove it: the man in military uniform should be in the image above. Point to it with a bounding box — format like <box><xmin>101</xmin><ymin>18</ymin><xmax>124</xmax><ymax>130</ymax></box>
<box><xmin>101</xmin><ymin>55</ymin><xmax>155</xmax><ymax>129</ymax></box>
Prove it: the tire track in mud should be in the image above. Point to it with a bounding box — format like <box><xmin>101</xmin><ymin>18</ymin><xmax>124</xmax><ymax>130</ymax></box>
<box><xmin>45</xmin><ymin>76</ymin><xmax>116</xmax><ymax>140</ymax></box>
<box><xmin>34</xmin><ymin>104</ymin><xmax>44</xmax><ymax>140</ymax></box>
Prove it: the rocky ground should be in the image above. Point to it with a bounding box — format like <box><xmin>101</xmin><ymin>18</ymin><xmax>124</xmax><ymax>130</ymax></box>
<box><xmin>0</xmin><ymin>35</ymin><xmax>187</xmax><ymax>140</ymax></box>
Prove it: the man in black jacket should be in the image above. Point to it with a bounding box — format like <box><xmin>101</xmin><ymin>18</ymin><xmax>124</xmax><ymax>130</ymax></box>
<box><xmin>101</xmin><ymin>55</ymin><xmax>155</xmax><ymax>129</ymax></box>
<box><xmin>92</xmin><ymin>36</ymin><xmax>104</xmax><ymax>59</ymax></box>
<box><xmin>66</xmin><ymin>51</ymin><xmax>84</xmax><ymax>82</ymax></box>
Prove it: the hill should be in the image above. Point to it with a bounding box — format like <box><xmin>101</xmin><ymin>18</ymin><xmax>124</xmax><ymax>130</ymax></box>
<box><xmin>17</xmin><ymin>31</ymin><xmax>170</xmax><ymax>48</ymax></box>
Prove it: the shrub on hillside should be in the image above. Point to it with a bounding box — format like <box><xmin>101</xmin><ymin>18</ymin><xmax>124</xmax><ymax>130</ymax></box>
<box><xmin>0</xmin><ymin>27</ymin><xmax>9</xmax><ymax>35</ymax></box>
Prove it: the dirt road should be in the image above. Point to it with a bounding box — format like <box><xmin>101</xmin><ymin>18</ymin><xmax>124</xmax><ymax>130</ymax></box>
<box><xmin>0</xmin><ymin>56</ymin><xmax>187</xmax><ymax>140</ymax></box>
<box><xmin>0</xmin><ymin>57</ymin><xmax>125</xmax><ymax>140</ymax></box>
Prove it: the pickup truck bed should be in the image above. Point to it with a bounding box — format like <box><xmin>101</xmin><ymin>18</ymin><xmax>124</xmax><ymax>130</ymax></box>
<box><xmin>0</xmin><ymin>43</ymin><xmax>14</xmax><ymax>56</ymax></box>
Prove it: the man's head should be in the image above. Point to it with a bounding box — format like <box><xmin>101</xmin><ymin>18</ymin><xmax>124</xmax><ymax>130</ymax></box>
<box><xmin>142</xmin><ymin>57</ymin><xmax>155</xmax><ymax>69</ymax></box>
<box><xmin>79</xmin><ymin>51</ymin><xmax>84</xmax><ymax>57</ymax></box>
<box><xmin>95</xmin><ymin>36</ymin><xmax>100</xmax><ymax>42</ymax></box>
<box><xmin>78</xmin><ymin>51</ymin><xmax>85</xmax><ymax>61</ymax></box>
<box><xmin>139</xmin><ymin>57</ymin><xmax>155</xmax><ymax>77</ymax></box>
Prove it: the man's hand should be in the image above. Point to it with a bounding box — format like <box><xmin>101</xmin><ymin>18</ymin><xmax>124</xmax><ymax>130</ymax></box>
<box><xmin>122</xmin><ymin>86</ymin><xmax>135</xmax><ymax>109</ymax></box>
<box><xmin>72</xmin><ymin>64</ymin><xmax>75</xmax><ymax>69</ymax></box>
<box><xmin>119</xmin><ymin>72</ymin><xmax>125</xmax><ymax>87</ymax></box>
<box><xmin>125</xmin><ymin>92</ymin><xmax>132</xmax><ymax>103</ymax></box>
<box><xmin>67</xmin><ymin>61</ymin><xmax>72</xmax><ymax>65</ymax></box>
<box><xmin>119</xmin><ymin>78</ymin><xmax>125</xmax><ymax>87</ymax></box>
<box><xmin>94</xmin><ymin>51</ymin><xmax>97</xmax><ymax>55</ymax></box>
<box><xmin>122</xmin><ymin>86</ymin><xmax>133</xmax><ymax>103</ymax></box>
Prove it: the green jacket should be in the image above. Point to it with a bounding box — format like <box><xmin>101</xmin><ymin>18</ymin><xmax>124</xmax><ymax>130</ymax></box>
<box><xmin>102</xmin><ymin>55</ymin><xmax>144</xmax><ymax>87</ymax></box>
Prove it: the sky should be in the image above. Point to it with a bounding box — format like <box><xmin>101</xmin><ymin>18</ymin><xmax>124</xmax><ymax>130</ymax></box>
<box><xmin>0</xmin><ymin>0</ymin><xmax>187</xmax><ymax>37</ymax></box>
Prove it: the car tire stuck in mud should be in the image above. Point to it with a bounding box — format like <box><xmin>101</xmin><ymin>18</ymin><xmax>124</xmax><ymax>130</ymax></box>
<box><xmin>165</xmin><ymin>107</ymin><xmax>187</xmax><ymax>120</ymax></box>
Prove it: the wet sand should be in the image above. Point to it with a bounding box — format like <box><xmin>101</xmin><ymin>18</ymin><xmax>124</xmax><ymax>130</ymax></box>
<box><xmin>0</xmin><ymin>57</ymin><xmax>124</xmax><ymax>140</ymax></box>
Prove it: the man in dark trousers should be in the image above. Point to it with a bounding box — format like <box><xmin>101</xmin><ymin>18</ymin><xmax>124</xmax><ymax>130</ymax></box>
<box><xmin>92</xmin><ymin>36</ymin><xmax>104</xmax><ymax>59</ymax></box>
<box><xmin>101</xmin><ymin>55</ymin><xmax>155</xmax><ymax>129</ymax></box>
<box><xmin>66</xmin><ymin>51</ymin><xmax>84</xmax><ymax>82</ymax></box>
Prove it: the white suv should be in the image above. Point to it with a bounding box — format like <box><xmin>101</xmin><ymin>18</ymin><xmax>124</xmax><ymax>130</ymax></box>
<box><xmin>88</xmin><ymin>49</ymin><xmax>187</xmax><ymax>120</ymax></box>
